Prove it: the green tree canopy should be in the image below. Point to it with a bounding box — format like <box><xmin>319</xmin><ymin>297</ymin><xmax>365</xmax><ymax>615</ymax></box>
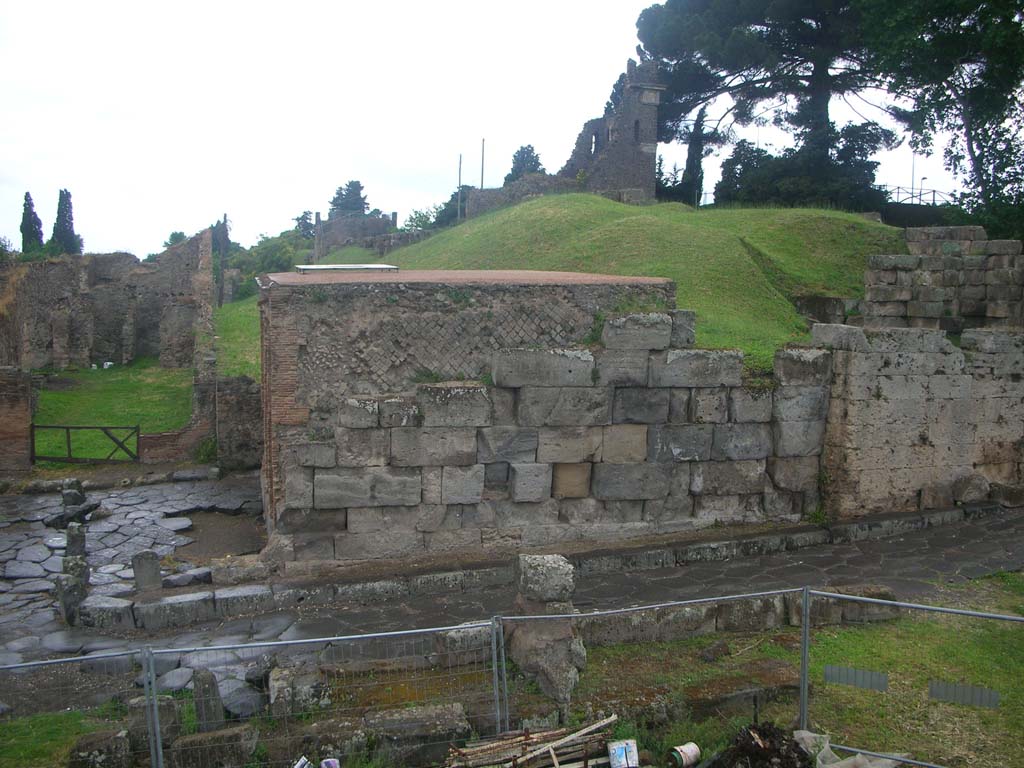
<box><xmin>293</xmin><ymin>211</ymin><xmax>315</xmax><ymax>238</ymax></box>
<box><xmin>636</xmin><ymin>0</ymin><xmax>884</xmax><ymax>161</ymax></box>
<box><xmin>858</xmin><ymin>0</ymin><xmax>1024</xmax><ymax>212</ymax></box>
<box><xmin>504</xmin><ymin>145</ymin><xmax>545</xmax><ymax>186</ymax></box>
<box><xmin>20</xmin><ymin>192</ymin><xmax>43</xmax><ymax>254</ymax></box>
<box><xmin>330</xmin><ymin>181</ymin><xmax>368</xmax><ymax>217</ymax></box>
<box><xmin>47</xmin><ymin>189</ymin><xmax>83</xmax><ymax>255</ymax></box>
<box><xmin>163</xmin><ymin>231</ymin><xmax>187</xmax><ymax>248</ymax></box>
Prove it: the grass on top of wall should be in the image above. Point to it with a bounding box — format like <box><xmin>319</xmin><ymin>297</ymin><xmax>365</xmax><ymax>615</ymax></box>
<box><xmin>32</xmin><ymin>357</ymin><xmax>192</xmax><ymax>461</ymax></box>
<box><xmin>215</xmin><ymin>194</ymin><xmax>906</xmax><ymax>373</ymax></box>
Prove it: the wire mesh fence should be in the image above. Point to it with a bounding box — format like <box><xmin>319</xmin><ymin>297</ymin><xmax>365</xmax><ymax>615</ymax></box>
<box><xmin>0</xmin><ymin>587</ymin><xmax>1021</xmax><ymax>767</ymax></box>
<box><xmin>0</xmin><ymin>650</ymin><xmax>156</xmax><ymax>768</ymax></box>
<box><xmin>800</xmin><ymin>589</ymin><xmax>1024</xmax><ymax>768</ymax></box>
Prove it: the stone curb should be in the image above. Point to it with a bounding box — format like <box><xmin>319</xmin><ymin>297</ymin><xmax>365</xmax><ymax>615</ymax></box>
<box><xmin>73</xmin><ymin>503</ymin><xmax>1001</xmax><ymax>633</ymax></box>
<box><xmin>14</xmin><ymin>467</ymin><xmax>254</xmax><ymax>496</ymax></box>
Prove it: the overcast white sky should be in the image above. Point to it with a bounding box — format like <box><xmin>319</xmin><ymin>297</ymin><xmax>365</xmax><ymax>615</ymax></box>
<box><xmin>0</xmin><ymin>1</ymin><xmax>959</xmax><ymax>258</ymax></box>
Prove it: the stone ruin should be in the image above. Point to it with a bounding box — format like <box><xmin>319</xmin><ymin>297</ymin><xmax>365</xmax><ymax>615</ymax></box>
<box><xmin>0</xmin><ymin>228</ymin><xmax>219</xmax><ymax>371</ymax></box>
<box><xmin>466</xmin><ymin>59</ymin><xmax>665</xmax><ymax>218</ymax></box>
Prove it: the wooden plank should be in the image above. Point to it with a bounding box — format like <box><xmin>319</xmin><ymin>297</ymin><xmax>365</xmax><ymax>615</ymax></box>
<box><xmin>505</xmin><ymin>715</ymin><xmax>617</xmax><ymax>768</ymax></box>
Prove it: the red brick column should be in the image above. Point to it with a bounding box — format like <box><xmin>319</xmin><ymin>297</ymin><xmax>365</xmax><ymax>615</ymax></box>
<box><xmin>0</xmin><ymin>367</ymin><xmax>32</xmax><ymax>474</ymax></box>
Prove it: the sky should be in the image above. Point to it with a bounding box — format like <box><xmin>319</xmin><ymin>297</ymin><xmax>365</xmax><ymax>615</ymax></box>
<box><xmin>0</xmin><ymin>1</ymin><xmax>959</xmax><ymax>258</ymax></box>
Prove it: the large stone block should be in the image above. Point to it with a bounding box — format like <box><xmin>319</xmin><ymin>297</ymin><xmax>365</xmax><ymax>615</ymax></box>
<box><xmin>773</xmin><ymin>421</ymin><xmax>825</xmax><ymax>457</ymax></box>
<box><xmin>336</xmin><ymin>396</ymin><xmax>380</xmax><ymax>428</ymax></box>
<box><xmin>773</xmin><ymin>386</ymin><xmax>828</xmax><ymax>422</ymax></box>
<box><xmin>379</xmin><ymin>395</ymin><xmax>423</xmax><ymax>428</ymax></box>
<box><xmin>295</xmin><ymin>443</ymin><xmax>335</xmax><ymax>468</ymax></box>
<box><xmin>711</xmin><ymin>423</ymin><xmax>773</xmax><ymax>460</ymax></box>
<box><xmin>774</xmin><ymin>348</ymin><xmax>833</xmax><ymax>385</ymax></box>
<box><xmin>214</xmin><ymin>584</ymin><xmax>275</xmax><ymax>618</ymax></box>
<box><xmin>334</xmin><ymin>531</ymin><xmax>425</xmax><ymax>560</ymax></box>
<box><xmin>649</xmin><ymin>349</ymin><xmax>744</xmax><ymax>387</ymax></box>
<box><xmin>592</xmin><ymin>463</ymin><xmax>672</xmax><ymax>500</ymax></box>
<box><xmin>602</xmin><ymin>425</ymin><xmax>648</xmax><ymax>463</ymax></box>
<box><xmin>669</xmin><ymin>310</ymin><xmax>697</xmax><ymax>348</ymax></box>
<box><xmin>314</xmin><ymin>467</ymin><xmax>422</xmax><ymax>508</ymax></box>
<box><xmin>729</xmin><ymin>387</ymin><xmax>772</xmax><ymax>422</ymax></box>
<box><xmin>334</xmin><ymin>428</ymin><xmax>389</xmax><ymax>466</ymax></box>
<box><xmin>594</xmin><ymin>350</ymin><xmax>649</xmax><ymax>386</ymax></box>
<box><xmin>347</xmin><ymin>505</ymin><xmax>449</xmax><ymax>534</ymax></box>
<box><xmin>416</xmin><ymin>383</ymin><xmax>493</xmax><ymax>427</ymax></box>
<box><xmin>283</xmin><ymin>465</ymin><xmax>313</xmax><ymax>510</ymax></box>
<box><xmin>690</xmin><ymin>387</ymin><xmax>729</xmax><ymax>423</ymax></box>
<box><xmin>613</xmin><ymin>387</ymin><xmax>669</xmax><ymax>423</ymax></box>
<box><xmin>390</xmin><ymin>427</ymin><xmax>476</xmax><ymax>466</ymax></box>
<box><xmin>694</xmin><ymin>494</ymin><xmax>764</xmax><ymax>524</ymax></box>
<box><xmin>690</xmin><ymin>460</ymin><xmax>767</xmax><ymax>495</ymax></box>
<box><xmin>169</xmin><ymin>725</ymin><xmax>258</xmax><ymax>768</ymax></box>
<box><xmin>810</xmin><ymin>324</ymin><xmax>869</xmax><ymax>352</ymax></box>
<box><xmin>492</xmin><ymin>349</ymin><xmax>595</xmax><ymax>387</ymax></box>
<box><xmin>442</xmin><ymin>465</ymin><xmax>485</xmax><ymax>504</ymax></box>
<box><xmin>648</xmin><ymin>424</ymin><xmax>714</xmax><ymax>462</ymax></box>
<box><xmin>516</xmin><ymin>554</ymin><xmax>575</xmax><ymax>602</ymax></box>
<box><xmin>767</xmin><ymin>456</ymin><xmax>819</xmax><ymax>492</ymax></box>
<box><xmin>668</xmin><ymin>388</ymin><xmax>691</xmax><ymax>423</ymax></box>
<box><xmin>134</xmin><ymin>592</ymin><xmax>216</xmax><ymax>630</ymax></box>
<box><xmin>536</xmin><ymin>427</ymin><xmax>603</xmax><ymax>462</ymax></box>
<box><xmin>552</xmin><ymin>463</ymin><xmax>592</xmax><ymax>498</ymax></box>
<box><xmin>77</xmin><ymin>595</ymin><xmax>136</xmax><ymax>630</ymax></box>
<box><xmin>477</xmin><ymin>427</ymin><xmax>538</xmax><ymax>463</ymax></box>
<box><xmin>517</xmin><ymin>387</ymin><xmax>611</xmax><ymax>426</ymax></box>
<box><xmin>510</xmin><ymin>464</ymin><xmax>553</xmax><ymax>502</ymax></box>
<box><xmin>601</xmin><ymin>313</ymin><xmax>672</xmax><ymax>350</ymax></box>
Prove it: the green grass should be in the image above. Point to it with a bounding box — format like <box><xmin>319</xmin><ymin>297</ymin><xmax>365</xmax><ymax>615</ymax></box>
<box><xmin>0</xmin><ymin>703</ymin><xmax>129</xmax><ymax>768</ymax></box>
<box><xmin>214</xmin><ymin>295</ymin><xmax>260</xmax><ymax>378</ymax></box>
<box><xmin>572</xmin><ymin>574</ymin><xmax>1024</xmax><ymax>768</ymax></box>
<box><xmin>216</xmin><ymin>194</ymin><xmax>905</xmax><ymax>372</ymax></box>
<box><xmin>32</xmin><ymin>357</ymin><xmax>192</xmax><ymax>461</ymax></box>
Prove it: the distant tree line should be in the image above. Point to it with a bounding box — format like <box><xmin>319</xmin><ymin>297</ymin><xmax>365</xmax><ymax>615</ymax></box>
<box><xmin>9</xmin><ymin>189</ymin><xmax>84</xmax><ymax>261</ymax></box>
<box><xmin>640</xmin><ymin>0</ymin><xmax>1024</xmax><ymax>237</ymax></box>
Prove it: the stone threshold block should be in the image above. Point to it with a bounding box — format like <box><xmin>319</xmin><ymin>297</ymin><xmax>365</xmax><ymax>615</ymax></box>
<box><xmin>314</xmin><ymin>467</ymin><xmax>422</xmax><ymax>508</ymax></box>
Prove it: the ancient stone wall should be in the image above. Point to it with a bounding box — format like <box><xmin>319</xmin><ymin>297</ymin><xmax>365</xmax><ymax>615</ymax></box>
<box><xmin>259</xmin><ymin>270</ymin><xmax>831</xmax><ymax>563</ymax></box>
<box><xmin>216</xmin><ymin>375</ymin><xmax>263</xmax><ymax>470</ymax></box>
<box><xmin>0</xmin><ymin>367</ymin><xmax>32</xmax><ymax>474</ymax></box>
<box><xmin>466</xmin><ymin>174</ymin><xmax>581</xmax><ymax>219</ymax></box>
<box><xmin>0</xmin><ymin>230</ymin><xmax>217</xmax><ymax>371</ymax></box>
<box><xmin>313</xmin><ymin>213</ymin><xmax>394</xmax><ymax>262</ymax></box>
<box><xmin>818</xmin><ymin>323</ymin><xmax>1024</xmax><ymax>516</ymax></box>
<box><xmin>558</xmin><ymin>60</ymin><xmax>665</xmax><ymax>202</ymax></box>
<box><xmin>862</xmin><ymin>226</ymin><xmax>1024</xmax><ymax>331</ymax></box>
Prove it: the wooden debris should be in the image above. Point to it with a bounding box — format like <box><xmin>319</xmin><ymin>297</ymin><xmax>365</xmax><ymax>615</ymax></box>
<box><xmin>447</xmin><ymin>715</ymin><xmax>618</xmax><ymax>768</ymax></box>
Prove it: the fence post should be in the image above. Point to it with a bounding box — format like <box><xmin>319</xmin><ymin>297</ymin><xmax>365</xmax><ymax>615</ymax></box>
<box><xmin>141</xmin><ymin>649</ymin><xmax>160</xmax><ymax>768</ymax></box>
<box><xmin>490</xmin><ymin>617</ymin><xmax>503</xmax><ymax>735</ymax></box>
<box><xmin>497</xmin><ymin>616</ymin><xmax>510</xmax><ymax>733</ymax></box>
<box><xmin>799</xmin><ymin>586</ymin><xmax>810</xmax><ymax>731</ymax></box>
<box><xmin>144</xmin><ymin>647</ymin><xmax>166</xmax><ymax>768</ymax></box>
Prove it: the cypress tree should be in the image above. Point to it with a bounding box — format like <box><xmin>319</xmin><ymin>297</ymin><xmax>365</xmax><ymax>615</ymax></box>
<box><xmin>49</xmin><ymin>189</ymin><xmax>83</xmax><ymax>254</ymax></box>
<box><xmin>20</xmin><ymin>192</ymin><xmax>44</xmax><ymax>253</ymax></box>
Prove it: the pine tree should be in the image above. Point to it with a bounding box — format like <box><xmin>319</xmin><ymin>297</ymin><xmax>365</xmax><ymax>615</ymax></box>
<box><xmin>329</xmin><ymin>181</ymin><xmax>368</xmax><ymax>217</ymax></box>
<box><xmin>20</xmin><ymin>192</ymin><xmax>44</xmax><ymax>253</ymax></box>
<box><xmin>48</xmin><ymin>189</ymin><xmax>83</xmax><ymax>254</ymax></box>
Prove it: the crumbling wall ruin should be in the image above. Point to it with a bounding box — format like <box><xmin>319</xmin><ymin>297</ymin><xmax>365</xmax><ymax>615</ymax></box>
<box><xmin>312</xmin><ymin>212</ymin><xmax>395</xmax><ymax>262</ymax></box>
<box><xmin>558</xmin><ymin>60</ymin><xmax>665</xmax><ymax>203</ymax></box>
<box><xmin>0</xmin><ymin>367</ymin><xmax>32</xmax><ymax>474</ymax></box>
<box><xmin>0</xmin><ymin>229</ymin><xmax>218</xmax><ymax>371</ymax></box>
<box><xmin>258</xmin><ymin>270</ymin><xmax>829</xmax><ymax>564</ymax></box>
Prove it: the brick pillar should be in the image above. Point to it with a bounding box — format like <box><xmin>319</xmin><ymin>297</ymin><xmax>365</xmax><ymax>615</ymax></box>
<box><xmin>0</xmin><ymin>367</ymin><xmax>32</xmax><ymax>474</ymax></box>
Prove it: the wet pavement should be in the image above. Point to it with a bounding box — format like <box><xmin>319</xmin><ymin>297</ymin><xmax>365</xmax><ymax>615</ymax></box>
<box><xmin>1</xmin><ymin>476</ymin><xmax>1023</xmax><ymax>671</ymax></box>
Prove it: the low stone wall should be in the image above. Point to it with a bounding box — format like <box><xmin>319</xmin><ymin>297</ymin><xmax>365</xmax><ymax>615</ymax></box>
<box><xmin>0</xmin><ymin>367</ymin><xmax>32</xmax><ymax>474</ymax></box>
<box><xmin>259</xmin><ymin>269</ymin><xmax>832</xmax><ymax>563</ymax></box>
<box><xmin>818</xmin><ymin>324</ymin><xmax>1024</xmax><ymax>516</ymax></box>
<box><xmin>862</xmin><ymin>226</ymin><xmax>1024</xmax><ymax>330</ymax></box>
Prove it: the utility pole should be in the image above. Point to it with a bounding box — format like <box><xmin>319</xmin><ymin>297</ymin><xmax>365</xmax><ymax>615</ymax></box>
<box><xmin>457</xmin><ymin>154</ymin><xmax>463</xmax><ymax>221</ymax></box>
<box><xmin>481</xmin><ymin>138</ymin><xmax>485</xmax><ymax>189</ymax></box>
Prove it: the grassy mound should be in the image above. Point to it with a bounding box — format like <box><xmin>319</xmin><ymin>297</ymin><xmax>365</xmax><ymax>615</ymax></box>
<box><xmin>215</xmin><ymin>194</ymin><xmax>905</xmax><ymax>372</ymax></box>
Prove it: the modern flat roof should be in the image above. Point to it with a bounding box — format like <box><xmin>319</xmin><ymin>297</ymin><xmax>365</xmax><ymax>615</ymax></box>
<box><xmin>261</xmin><ymin>269</ymin><xmax>672</xmax><ymax>287</ymax></box>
